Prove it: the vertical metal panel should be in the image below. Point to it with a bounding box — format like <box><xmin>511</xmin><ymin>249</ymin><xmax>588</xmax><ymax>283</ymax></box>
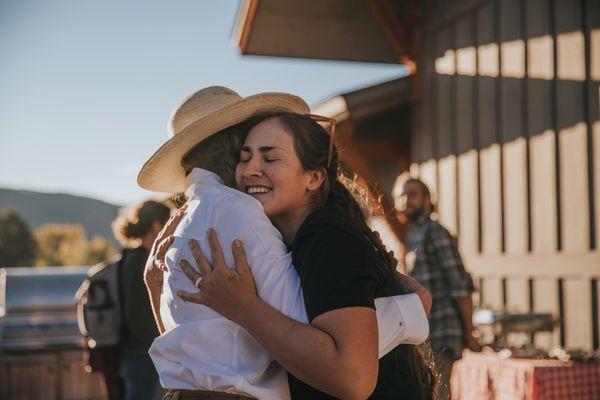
<box><xmin>528</xmin><ymin>277</ymin><xmax>536</xmax><ymax>343</ymax></box>
<box><xmin>527</xmin><ymin>0</ymin><xmax>558</xmax><ymax>254</ymax></box>
<box><xmin>496</xmin><ymin>0</ymin><xmax>507</xmax><ymax>253</ymax></box>
<box><xmin>434</xmin><ymin>27</ymin><xmax>458</xmax><ymax>235</ymax></box>
<box><xmin>549</xmin><ymin>0</ymin><xmax>563</xmax><ymax>251</ymax></box>
<box><xmin>458</xmin><ymin>151</ymin><xmax>479</xmax><ymax>255</ymax></box>
<box><xmin>438</xmin><ymin>156</ymin><xmax>458</xmax><ymax>235</ymax></box>
<box><xmin>500</xmin><ymin>0</ymin><xmax>528</xmax><ymax>255</ymax></box>
<box><xmin>555</xmin><ymin>0</ymin><xmax>590</xmax><ymax>252</ymax></box>
<box><xmin>419</xmin><ymin>28</ymin><xmax>439</xmax><ymax>201</ymax></box>
<box><xmin>564</xmin><ymin>279</ymin><xmax>593</xmax><ymax>349</ymax></box>
<box><xmin>479</xmin><ymin>276</ymin><xmax>485</xmax><ymax>306</ymax></box>
<box><xmin>592</xmin><ymin>278</ymin><xmax>599</xmax><ymax>350</ymax></box>
<box><xmin>482</xmin><ymin>277</ymin><xmax>504</xmax><ymax>310</ymax></box>
<box><xmin>585</xmin><ymin>0</ymin><xmax>600</xmax><ymax>250</ymax></box>
<box><xmin>477</xmin><ymin>3</ymin><xmax>498</xmax><ymax>149</ymax></box>
<box><xmin>502</xmin><ymin>138</ymin><xmax>529</xmax><ymax>254</ymax></box>
<box><xmin>480</xmin><ymin>144</ymin><xmax>503</xmax><ymax>254</ymax></box>
<box><xmin>456</xmin><ymin>13</ymin><xmax>480</xmax><ymax>255</ymax></box>
<box><xmin>530</xmin><ymin>131</ymin><xmax>558</xmax><ymax>253</ymax></box>
<box><xmin>533</xmin><ymin>278</ymin><xmax>561</xmax><ymax>349</ymax></box>
<box><xmin>419</xmin><ymin>160</ymin><xmax>439</xmax><ymax>204</ymax></box>
<box><xmin>499</xmin><ymin>0</ymin><xmax>525</xmax><ymax>141</ymax></box>
<box><xmin>501</xmin><ymin>277</ymin><xmax>508</xmax><ymax>309</ymax></box>
<box><xmin>477</xmin><ymin>2</ymin><xmax>503</xmax><ymax>255</ymax></box>
<box><xmin>558</xmin><ymin>278</ymin><xmax>566</xmax><ymax>347</ymax></box>
<box><xmin>418</xmin><ymin>32</ymin><xmax>435</xmax><ymax>163</ymax></box>
<box><xmin>456</xmin><ymin>15</ymin><xmax>476</xmax><ymax>154</ymax></box>
<box><xmin>435</xmin><ymin>28</ymin><xmax>454</xmax><ymax>158</ymax></box>
<box><xmin>506</xmin><ymin>277</ymin><xmax>529</xmax><ymax>312</ymax></box>
<box><xmin>522</xmin><ymin>0</ymin><xmax>533</xmax><ymax>253</ymax></box>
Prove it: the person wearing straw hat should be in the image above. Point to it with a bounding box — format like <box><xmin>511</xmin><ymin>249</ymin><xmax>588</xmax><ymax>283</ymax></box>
<box><xmin>140</xmin><ymin>87</ymin><xmax>431</xmax><ymax>400</ymax></box>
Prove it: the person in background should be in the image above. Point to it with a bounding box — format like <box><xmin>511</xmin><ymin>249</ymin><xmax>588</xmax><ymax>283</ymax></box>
<box><xmin>112</xmin><ymin>200</ymin><xmax>170</xmax><ymax>400</ymax></box>
<box><xmin>400</xmin><ymin>178</ymin><xmax>481</xmax><ymax>400</ymax></box>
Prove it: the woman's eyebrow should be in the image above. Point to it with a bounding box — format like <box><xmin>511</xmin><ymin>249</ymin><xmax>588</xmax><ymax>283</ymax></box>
<box><xmin>241</xmin><ymin>146</ymin><xmax>280</xmax><ymax>153</ymax></box>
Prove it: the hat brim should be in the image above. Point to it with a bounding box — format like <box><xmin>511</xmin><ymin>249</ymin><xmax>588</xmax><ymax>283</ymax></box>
<box><xmin>137</xmin><ymin>92</ymin><xmax>310</xmax><ymax>193</ymax></box>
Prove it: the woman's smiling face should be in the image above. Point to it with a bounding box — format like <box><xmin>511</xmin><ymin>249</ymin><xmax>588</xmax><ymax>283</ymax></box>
<box><xmin>235</xmin><ymin>117</ymin><xmax>313</xmax><ymax>221</ymax></box>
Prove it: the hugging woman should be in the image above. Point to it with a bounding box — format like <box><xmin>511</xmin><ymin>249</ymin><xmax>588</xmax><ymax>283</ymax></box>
<box><xmin>139</xmin><ymin>87</ymin><xmax>435</xmax><ymax>400</ymax></box>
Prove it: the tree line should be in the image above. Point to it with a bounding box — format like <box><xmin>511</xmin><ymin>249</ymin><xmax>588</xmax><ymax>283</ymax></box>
<box><xmin>0</xmin><ymin>208</ymin><xmax>117</xmax><ymax>268</ymax></box>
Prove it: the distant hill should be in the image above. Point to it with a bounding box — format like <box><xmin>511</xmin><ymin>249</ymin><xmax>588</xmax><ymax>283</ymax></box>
<box><xmin>0</xmin><ymin>188</ymin><xmax>121</xmax><ymax>245</ymax></box>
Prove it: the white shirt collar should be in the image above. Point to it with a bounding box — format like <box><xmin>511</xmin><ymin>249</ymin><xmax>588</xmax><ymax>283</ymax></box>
<box><xmin>184</xmin><ymin>168</ymin><xmax>224</xmax><ymax>197</ymax></box>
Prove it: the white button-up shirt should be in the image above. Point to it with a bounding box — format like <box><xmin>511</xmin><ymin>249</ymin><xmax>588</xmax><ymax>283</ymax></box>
<box><xmin>150</xmin><ymin>168</ymin><xmax>428</xmax><ymax>400</ymax></box>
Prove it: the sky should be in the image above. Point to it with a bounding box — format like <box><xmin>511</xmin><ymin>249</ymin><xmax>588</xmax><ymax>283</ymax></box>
<box><xmin>0</xmin><ymin>0</ymin><xmax>406</xmax><ymax>205</ymax></box>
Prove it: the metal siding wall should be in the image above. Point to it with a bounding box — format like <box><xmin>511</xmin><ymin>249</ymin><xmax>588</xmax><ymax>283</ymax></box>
<box><xmin>417</xmin><ymin>0</ymin><xmax>600</xmax><ymax>350</ymax></box>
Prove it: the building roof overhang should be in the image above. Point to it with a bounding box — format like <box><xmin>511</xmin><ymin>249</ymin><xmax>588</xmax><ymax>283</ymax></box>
<box><xmin>311</xmin><ymin>75</ymin><xmax>412</xmax><ymax>123</ymax></box>
<box><xmin>233</xmin><ymin>0</ymin><xmax>413</xmax><ymax>64</ymax></box>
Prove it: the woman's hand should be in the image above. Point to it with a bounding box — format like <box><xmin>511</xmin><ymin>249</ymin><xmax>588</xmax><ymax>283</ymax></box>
<box><xmin>177</xmin><ymin>229</ymin><xmax>258</xmax><ymax>323</ymax></box>
<box><xmin>143</xmin><ymin>203</ymin><xmax>188</xmax><ymax>289</ymax></box>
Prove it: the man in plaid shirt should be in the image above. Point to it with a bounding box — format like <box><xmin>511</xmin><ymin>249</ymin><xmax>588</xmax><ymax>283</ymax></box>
<box><xmin>400</xmin><ymin>178</ymin><xmax>480</xmax><ymax>399</ymax></box>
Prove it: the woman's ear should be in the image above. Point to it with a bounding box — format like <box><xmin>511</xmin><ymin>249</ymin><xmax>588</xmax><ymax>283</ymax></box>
<box><xmin>306</xmin><ymin>169</ymin><xmax>326</xmax><ymax>192</ymax></box>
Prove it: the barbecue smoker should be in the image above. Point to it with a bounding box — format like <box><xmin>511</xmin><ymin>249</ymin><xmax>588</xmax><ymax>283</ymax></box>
<box><xmin>0</xmin><ymin>267</ymin><xmax>105</xmax><ymax>400</ymax></box>
<box><xmin>474</xmin><ymin>308</ymin><xmax>558</xmax><ymax>350</ymax></box>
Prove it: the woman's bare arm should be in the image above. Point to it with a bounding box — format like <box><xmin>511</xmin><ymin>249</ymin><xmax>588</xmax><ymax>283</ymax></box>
<box><xmin>236</xmin><ymin>299</ymin><xmax>378</xmax><ymax>400</ymax></box>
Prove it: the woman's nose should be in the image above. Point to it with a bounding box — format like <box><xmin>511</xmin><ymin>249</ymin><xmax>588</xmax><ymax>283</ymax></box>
<box><xmin>243</xmin><ymin>157</ymin><xmax>262</xmax><ymax>177</ymax></box>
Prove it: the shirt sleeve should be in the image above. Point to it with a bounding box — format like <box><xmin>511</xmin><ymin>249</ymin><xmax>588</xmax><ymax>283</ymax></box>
<box><xmin>374</xmin><ymin>294</ymin><xmax>429</xmax><ymax>358</ymax></box>
<box><xmin>428</xmin><ymin>224</ymin><xmax>474</xmax><ymax>298</ymax></box>
<box><xmin>296</xmin><ymin>227</ymin><xmax>377</xmax><ymax>322</ymax></box>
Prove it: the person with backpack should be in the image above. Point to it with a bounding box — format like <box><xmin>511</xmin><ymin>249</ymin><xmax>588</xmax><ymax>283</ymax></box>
<box><xmin>112</xmin><ymin>200</ymin><xmax>171</xmax><ymax>400</ymax></box>
<box><xmin>77</xmin><ymin>200</ymin><xmax>171</xmax><ymax>399</ymax></box>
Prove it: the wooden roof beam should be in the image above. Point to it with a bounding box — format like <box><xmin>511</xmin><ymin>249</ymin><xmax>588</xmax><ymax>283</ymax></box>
<box><xmin>369</xmin><ymin>0</ymin><xmax>416</xmax><ymax>73</ymax></box>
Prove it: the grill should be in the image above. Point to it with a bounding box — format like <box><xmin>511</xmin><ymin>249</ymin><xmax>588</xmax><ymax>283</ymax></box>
<box><xmin>0</xmin><ymin>267</ymin><xmax>88</xmax><ymax>352</ymax></box>
<box><xmin>474</xmin><ymin>308</ymin><xmax>559</xmax><ymax>350</ymax></box>
<box><xmin>0</xmin><ymin>267</ymin><xmax>106</xmax><ymax>400</ymax></box>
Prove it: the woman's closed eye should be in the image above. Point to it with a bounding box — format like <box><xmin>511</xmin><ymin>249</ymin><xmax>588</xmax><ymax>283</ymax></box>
<box><xmin>238</xmin><ymin>154</ymin><xmax>278</xmax><ymax>163</ymax></box>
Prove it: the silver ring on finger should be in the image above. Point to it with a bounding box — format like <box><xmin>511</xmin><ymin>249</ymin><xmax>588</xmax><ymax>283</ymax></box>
<box><xmin>194</xmin><ymin>276</ymin><xmax>203</xmax><ymax>288</ymax></box>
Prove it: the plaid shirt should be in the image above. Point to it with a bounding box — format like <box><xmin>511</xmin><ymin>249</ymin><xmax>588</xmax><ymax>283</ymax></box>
<box><xmin>405</xmin><ymin>215</ymin><xmax>474</xmax><ymax>358</ymax></box>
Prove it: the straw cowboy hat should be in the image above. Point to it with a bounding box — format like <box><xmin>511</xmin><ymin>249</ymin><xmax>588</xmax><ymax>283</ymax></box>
<box><xmin>137</xmin><ymin>86</ymin><xmax>310</xmax><ymax>193</ymax></box>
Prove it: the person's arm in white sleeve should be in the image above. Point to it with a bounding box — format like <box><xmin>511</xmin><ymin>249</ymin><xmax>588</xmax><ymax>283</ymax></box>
<box><xmin>374</xmin><ymin>294</ymin><xmax>429</xmax><ymax>358</ymax></box>
<box><xmin>374</xmin><ymin>271</ymin><xmax>431</xmax><ymax>357</ymax></box>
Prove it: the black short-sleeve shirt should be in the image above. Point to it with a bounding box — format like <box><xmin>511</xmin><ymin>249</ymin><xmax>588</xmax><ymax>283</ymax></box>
<box><xmin>287</xmin><ymin>206</ymin><xmax>421</xmax><ymax>400</ymax></box>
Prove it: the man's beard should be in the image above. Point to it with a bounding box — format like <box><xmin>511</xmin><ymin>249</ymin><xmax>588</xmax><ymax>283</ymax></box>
<box><xmin>404</xmin><ymin>205</ymin><xmax>425</xmax><ymax>222</ymax></box>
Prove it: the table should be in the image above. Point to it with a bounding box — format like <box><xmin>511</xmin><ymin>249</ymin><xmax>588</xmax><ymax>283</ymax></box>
<box><xmin>450</xmin><ymin>350</ymin><xmax>600</xmax><ymax>400</ymax></box>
